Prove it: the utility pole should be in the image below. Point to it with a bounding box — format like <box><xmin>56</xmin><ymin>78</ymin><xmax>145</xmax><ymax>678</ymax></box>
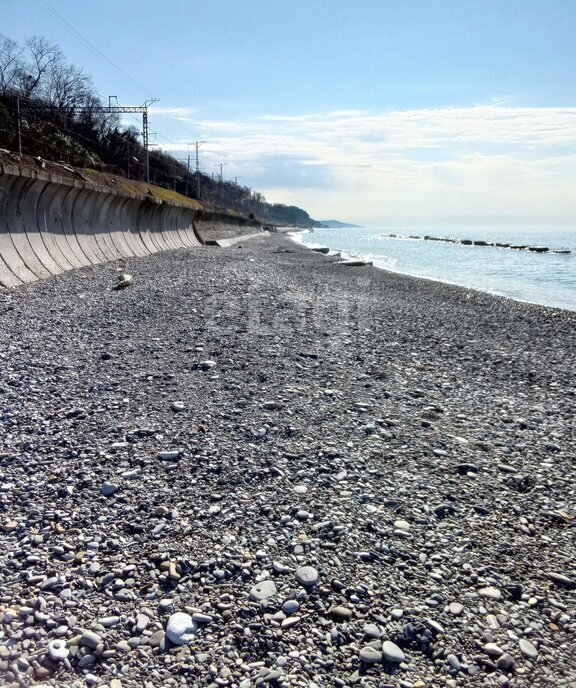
<box><xmin>142</xmin><ymin>110</ymin><xmax>150</xmax><ymax>182</ymax></box>
<box><xmin>16</xmin><ymin>97</ymin><xmax>22</xmax><ymax>155</ymax></box>
<box><xmin>110</xmin><ymin>96</ymin><xmax>159</xmax><ymax>183</ymax></box>
<box><xmin>185</xmin><ymin>154</ymin><xmax>191</xmax><ymax>197</ymax></box>
<box><xmin>142</xmin><ymin>99</ymin><xmax>159</xmax><ymax>182</ymax></box>
<box><xmin>215</xmin><ymin>162</ymin><xmax>227</xmax><ymax>207</ymax></box>
<box><xmin>38</xmin><ymin>97</ymin><xmax>159</xmax><ymax>182</ymax></box>
<box><xmin>192</xmin><ymin>140</ymin><xmax>207</xmax><ymax>199</ymax></box>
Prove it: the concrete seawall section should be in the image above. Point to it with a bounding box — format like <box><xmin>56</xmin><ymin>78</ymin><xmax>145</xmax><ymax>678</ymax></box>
<box><xmin>194</xmin><ymin>210</ymin><xmax>262</xmax><ymax>245</ymax></box>
<box><xmin>0</xmin><ymin>160</ymin><xmax>262</xmax><ymax>288</ymax></box>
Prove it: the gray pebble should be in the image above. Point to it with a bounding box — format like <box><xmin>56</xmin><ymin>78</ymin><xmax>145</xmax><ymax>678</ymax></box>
<box><xmin>497</xmin><ymin>653</ymin><xmax>516</xmax><ymax>671</ymax></box>
<box><xmin>158</xmin><ymin>450</ymin><xmax>181</xmax><ymax>461</ymax></box>
<box><xmin>360</xmin><ymin>646</ymin><xmax>382</xmax><ymax>663</ymax></box>
<box><xmin>295</xmin><ymin>566</ymin><xmax>318</xmax><ymax>586</ymax></box>
<box><xmin>192</xmin><ymin>612</ymin><xmax>213</xmax><ymax>624</ymax></box>
<box><xmin>449</xmin><ymin>602</ymin><xmax>464</xmax><ymax>615</ymax></box>
<box><xmin>101</xmin><ymin>482</ymin><xmax>119</xmax><ymax>497</ymax></box>
<box><xmin>519</xmin><ymin>638</ymin><xmax>538</xmax><ymax>658</ymax></box>
<box><xmin>81</xmin><ymin>630</ymin><xmax>103</xmax><ymax>649</ymax></box>
<box><xmin>331</xmin><ymin>605</ymin><xmax>352</xmax><ymax>619</ymax></box>
<box><xmin>282</xmin><ymin>600</ymin><xmax>300</xmax><ymax>614</ymax></box>
<box><xmin>447</xmin><ymin>654</ymin><xmax>461</xmax><ymax>671</ymax></box>
<box><xmin>382</xmin><ymin>640</ymin><xmax>405</xmax><ymax>663</ymax></box>
<box><xmin>484</xmin><ymin>642</ymin><xmax>504</xmax><ymax>657</ymax></box>
<box><xmin>363</xmin><ymin>623</ymin><xmax>381</xmax><ymax>638</ymax></box>
<box><xmin>250</xmin><ymin>580</ymin><xmax>277</xmax><ymax>601</ymax></box>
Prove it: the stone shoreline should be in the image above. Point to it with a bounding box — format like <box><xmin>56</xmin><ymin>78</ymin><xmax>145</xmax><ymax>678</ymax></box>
<box><xmin>1</xmin><ymin>234</ymin><xmax>575</xmax><ymax>687</ymax></box>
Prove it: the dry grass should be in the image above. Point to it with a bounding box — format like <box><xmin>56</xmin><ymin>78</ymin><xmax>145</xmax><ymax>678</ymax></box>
<box><xmin>81</xmin><ymin>169</ymin><xmax>203</xmax><ymax>209</ymax></box>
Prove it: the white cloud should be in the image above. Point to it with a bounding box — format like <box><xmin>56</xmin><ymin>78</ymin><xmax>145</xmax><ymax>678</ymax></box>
<box><xmin>149</xmin><ymin>106</ymin><xmax>198</xmax><ymax>119</ymax></box>
<box><xmin>150</xmin><ymin>105</ymin><xmax>576</xmax><ymax>225</ymax></box>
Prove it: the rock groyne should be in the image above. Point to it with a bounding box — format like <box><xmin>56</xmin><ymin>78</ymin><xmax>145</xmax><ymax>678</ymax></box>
<box><xmin>386</xmin><ymin>234</ymin><xmax>571</xmax><ymax>254</ymax></box>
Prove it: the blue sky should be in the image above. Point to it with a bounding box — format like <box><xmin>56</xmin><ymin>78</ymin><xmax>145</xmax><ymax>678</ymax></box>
<box><xmin>2</xmin><ymin>0</ymin><xmax>576</xmax><ymax>227</ymax></box>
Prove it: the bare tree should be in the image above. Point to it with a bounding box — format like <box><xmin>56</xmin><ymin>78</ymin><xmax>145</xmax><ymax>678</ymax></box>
<box><xmin>16</xmin><ymin>36</ymin><xmax>62</xmax><ymax>97</ymax></box>
<box><xmin>45</xmin><ymin>63</ymin><xmax>92</xmax><ymax>109</ymax></box>
<box><xmin>43</xmin><ymin>61</ymin><xmax>96</xmax><ymax>132</ymax></box>
<box><xmin>76</xmin><ymin>92</ymin><xmax>115</xmax><ymax>140</ymax></box>
<box><xmin>0</xmin><ymin>37</ymin><xmax>24</xmax><ymax>95</ymax></box>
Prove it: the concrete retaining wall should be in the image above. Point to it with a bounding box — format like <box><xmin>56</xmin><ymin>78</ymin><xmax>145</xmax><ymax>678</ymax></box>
<box><xmin>194</xmin><ymin>210</ymin><xmax>262</xmax><ymax>245</ymax></box>
<box><xmin>0</xmin><ymin>161</ymin><xmax>262</xmax><ymax>288</ymax></box>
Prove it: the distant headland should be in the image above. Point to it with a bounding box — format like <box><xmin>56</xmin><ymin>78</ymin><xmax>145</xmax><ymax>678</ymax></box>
<box><xmin>318</xmin><ymin>220</ymin><xmax>363</xmax><ymax>228</ymax></box>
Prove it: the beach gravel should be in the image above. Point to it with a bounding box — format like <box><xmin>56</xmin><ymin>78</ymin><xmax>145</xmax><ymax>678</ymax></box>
<box><xmin>0</xmin><ymin>233</ymin><xmax>575</xmax><ymax>687</ymax></box>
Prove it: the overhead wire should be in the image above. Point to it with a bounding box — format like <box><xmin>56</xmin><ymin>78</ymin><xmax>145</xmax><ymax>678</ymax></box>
<box><xmin>34</xmin><ymin>0</ymin><xmax>150</xmax><ymax>99</ymax></box>
<box><xmin>3</xmin><ymin>16</ymin><xmax>191</xmax><ymax>158</ymax></box>
<box><xmin>2</xmin><ymin>100</ymin><xmax>192</xmax><ymax>189</ymax></box>
<box><xmin>0</xmin><ymin>94</ymin><xmax>160</xmax><ymax>176</ymax></box>
<box><xmin>33</xmin><ymin>0</ymin><xmax>186</xmax><ymax>150</ymax></box>
<box><xmin>1</xmin><ymin>21</ymin><xmax>223</xmax><ymax>192</ymax></box>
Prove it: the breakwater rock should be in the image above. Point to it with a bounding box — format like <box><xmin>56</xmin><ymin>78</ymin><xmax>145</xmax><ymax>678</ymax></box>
<box><xmin>383</xmin><ymin>233</ymin><xmax>571</xmax><ymax>254</ymax></box>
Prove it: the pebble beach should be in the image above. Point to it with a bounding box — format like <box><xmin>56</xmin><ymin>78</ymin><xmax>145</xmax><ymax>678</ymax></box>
<box><xmin>1</xmin><ymin>233</ymin><xmax>575</xmax><ymax>688</ymax></box>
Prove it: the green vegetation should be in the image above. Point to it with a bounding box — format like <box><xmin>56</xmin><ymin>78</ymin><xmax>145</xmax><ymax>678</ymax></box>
<box><xmin>266</xmin><ymin>204</ymin><xmax>322</xmax><ymax>228</ymax></box>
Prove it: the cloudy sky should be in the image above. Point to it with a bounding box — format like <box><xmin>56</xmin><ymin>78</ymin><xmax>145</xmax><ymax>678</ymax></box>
<box><xmin>3</xmin><ymin>0</ymin><xmax>576</xmax><ymax>227</ymax></box>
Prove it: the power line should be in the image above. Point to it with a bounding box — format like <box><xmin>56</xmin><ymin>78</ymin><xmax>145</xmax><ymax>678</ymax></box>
<box><xmin>34</xmin><ymin>0</ymin><xmax>151</xmax><ymax>98</ymax></box>
<box><xmin>4</xmin><ymin>92</ymin><xmax>187</xmax><ymax>181</ymax></box>
<box><xmin>1</xmin><ymin>97</ymin><xmax>146</xmax><ymax>171</ymax></box>
<box><xmin>3</xmin><ymin>23</ymin><xmax>184</xmax><ymax>160</ymax></box>
<box><xmin>1</xmin><ymin>24</ymin><xmax>234</xmax><ymax>197</ymax></box>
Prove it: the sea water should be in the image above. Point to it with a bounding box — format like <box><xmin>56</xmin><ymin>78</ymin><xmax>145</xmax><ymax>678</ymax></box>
<box><xmin>294</xmin><ymin>226</ymin><xmax>576</xmax><ymax>312</ymax></box>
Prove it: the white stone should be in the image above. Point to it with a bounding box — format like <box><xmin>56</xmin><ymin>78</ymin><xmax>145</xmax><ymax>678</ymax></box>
<box><xmin>478</xmin><ymin>586</ymin><xmax>502</xmax><ymax>601</ymax></box>
<box><xmin>273</xmin><ymin>561</ymin><xmax>290</xmax><ymax>574</ymax></box>
<box><xmin>484</xmin><ymin>642</ymin><xmax>504</xmax><ymax>657</ymax></box>
<box><xmin>250</xmin><ymin>580</ymin><xmax>277</xmax><ymax>601</ymax></box>
<box><xmin>382</xmin><ymin>640</ymin><xmax>405</xmax><ymax>663</ymax></box>
<box><xmin>158</xmin><ymin>450</ymin><xmax>180</xmax><ymax>460</ymax></box>
<box><xmin>519</xmin><ymin>638</ymin><xmax>538</xmax><ymax>658</ymax></box>
<box><xmin>295</xmin><ymin>566</ymin><xmax>319</xmax><ymax>586</ymax></box>
<box><xmin>135</xmin><ymin>613</ymin><xmax>149</xmax><ymax>633</ymax></box>
<box><xmin>165</xmin><ymin>612</ymin><xmax>198</xmax><ymax>645</ymax></box>
<box><xmin>48</xmin><ymin>639</ymin><xmax>69</xmax><ymax>660</ymax></box>
<box><xmin>449</xmin><ymin>602</ymin><xmax>464</xmax><ymax>615</ymax></box>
